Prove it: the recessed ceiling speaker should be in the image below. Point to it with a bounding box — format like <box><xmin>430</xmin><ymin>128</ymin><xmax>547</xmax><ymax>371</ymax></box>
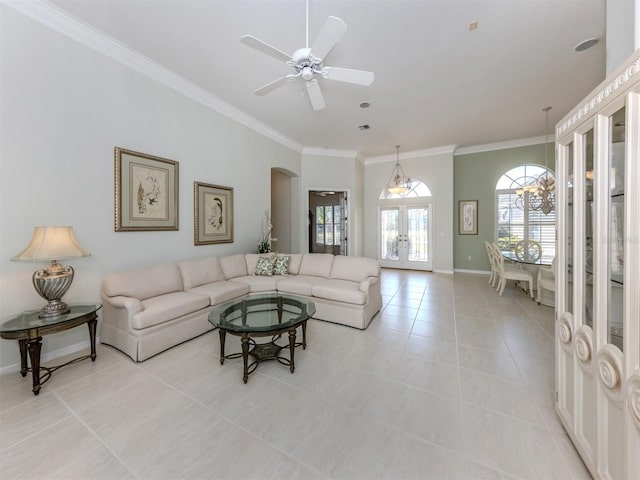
<box><xmin>574</xmin><ymin>37</ymin><xmax>598</xmax><ymax>52</ymax></box>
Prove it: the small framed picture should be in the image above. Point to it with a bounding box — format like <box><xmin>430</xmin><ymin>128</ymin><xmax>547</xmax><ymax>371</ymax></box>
<box><xmin>114</xmin><ymin>147</ymin><xmax>179</xmax><ymax>231</ymax></box>
<box><xmin>458</xmin><ymin>200</ymin><xmax>478</xmax><ymax>235</ymax></box>
<box><xmin>194</xmin><ymin>181</ymin><xmax>234</xmax><ymax>245</ymax></box>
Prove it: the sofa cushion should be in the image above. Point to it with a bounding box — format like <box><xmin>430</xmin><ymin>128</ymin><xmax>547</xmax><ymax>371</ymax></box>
<box><xmin>312</xmin><ymin>279</ymin><xmax>367</xmax><ymax>305</ymax></box>
<box><xmin>219</xmin><ymin>255</ymin><xmax>248</xmax><ymax>279</ymax></box>
<box><xmin>288</xmin><ymin>254</ymin><xmax>303</xmax><ymax>274</ymax></box>
<box><xmin>245</xmin><ymin>253</ymin><xmax>274</xmax><ymax>274</ymax></box>
<box><xmin>178</xmin><ymin>257</ymin><xmax>225</xmax><ymax>290</ymax></box>
<box><xmin>298</xmin><ymin>253</ymin><xmax>334</xmax><ymax>278</ymax></box>
<box><xmin>330</xmin><ymin>256</ymin><xmax>380</xmax><ymax>283</ymax></box>
<box><xmin>231</xmin><ymin>276</ymin><xmax>279</xmax><ymax>293</ymax></box>
<box><xmin>132</xmin><ymin>291</ymin><xmax>210</xmax><ymax>329</ymax></box>
<box><xmin>276</xmin><ymin>275</ymin><xmax>326</xmax><ymax>296</ymax></box>
<box><xmin>102</xmin><ymin>264</ymin><xmax>183</xmax><ymax>301</ymax></box>
<box><xmin>273</xmin><ymin>255</ymin><xmax>290</xmax><ymax>275</ymax></box>
<box><xmin>187</xmin><ymin>280</ymin><xmax>250</xmax><ymax>305</ymax></box>
<box><xmin>254</xmin><ymin>257</ymin><xmax>275</xmax><ymax>276</ymax></box>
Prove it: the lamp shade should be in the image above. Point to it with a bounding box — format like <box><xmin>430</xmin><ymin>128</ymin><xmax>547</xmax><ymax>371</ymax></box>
<box><xmin>11</xmin><ymin>226</ymin><xmax>90</xmax><ymax>262</ymax></box>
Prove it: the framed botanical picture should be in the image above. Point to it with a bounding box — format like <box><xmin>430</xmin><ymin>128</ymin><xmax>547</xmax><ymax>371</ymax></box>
<box><xmin>194</xmin><ymin>181</ymin><xmax>234</xmax><ymax>245</ymax></box>
<box><xmin>458</xmin><ymin>200</ymin><xmax>478</xmax><ymax>235</ymax></box>
<box><xmin>114</xmin><ymin>147</ymin><xmax>179</xmax><ymax>231</ymax></box>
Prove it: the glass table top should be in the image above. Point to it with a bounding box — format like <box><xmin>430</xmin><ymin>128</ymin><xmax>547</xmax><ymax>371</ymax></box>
<box><xmin>0</xmin><ymin>304</ymin><xmax>102</xmax><ymax>332</ymax></box>
<box><xmin>502</xmin><ymin>251</ymin><xmax>552</xmax><ymax>266</ymax></box>
<box><xmin>209</xmin><ymin>294</ymin><xmax>315</xmax><ymax>333</ymax></box>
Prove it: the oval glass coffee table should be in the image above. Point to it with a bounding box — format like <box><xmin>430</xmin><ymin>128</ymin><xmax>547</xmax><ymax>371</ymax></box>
<box><xmin>208</xmin><ymin>294</ymin><xmax>315</xmax><ymax>383</ymax></box>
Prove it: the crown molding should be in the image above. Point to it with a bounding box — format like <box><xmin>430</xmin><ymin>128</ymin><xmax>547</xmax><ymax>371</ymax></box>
<box><xmin>302</xmin><ymin>147</ymin><xmax>360</xmax><ymax>159</ymax></box>
<box><xmin>454</xmin><ymin>135</ymin><xmax>552</xmax><ymax>156</ymax></box>
<box><xmin>2</xmin><ymin>0</ymin><xmax>303</xmax><ymax>153</ymax></box>
<box><xmin>557</xmin><ymin>51</ymin><xmax>640</xmax><ymax>138</ymax></box>
<box><xmin>364</xmin><ymin>145</ymin><xmax>457</xmax><ymax>165</ymax></box>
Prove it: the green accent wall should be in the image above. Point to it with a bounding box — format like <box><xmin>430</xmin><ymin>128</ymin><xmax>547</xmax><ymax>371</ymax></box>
<box><xmin>453</xmin><ymin>143</ymin><xmax>555</xmax><ymax>271</ymax></box>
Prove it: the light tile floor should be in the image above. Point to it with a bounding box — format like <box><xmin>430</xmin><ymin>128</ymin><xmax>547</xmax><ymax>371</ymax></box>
<box><xmin>0</xmin><ymin>270</ymin><xmax>592</xmax><ymax>479</ymax></box>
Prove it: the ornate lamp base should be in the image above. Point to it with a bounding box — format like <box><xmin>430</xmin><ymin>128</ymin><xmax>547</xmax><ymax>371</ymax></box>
<box><xmin>32</xmin><ymin>261</ymin><xmax>74</xmax><ymax>318</ymax></box>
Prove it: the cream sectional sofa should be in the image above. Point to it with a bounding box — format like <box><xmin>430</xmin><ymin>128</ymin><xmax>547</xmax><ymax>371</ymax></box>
<box><xmin>100</xmin><ymin>253</ymin><xmax>381</xmax><ymax>361</ymax></box>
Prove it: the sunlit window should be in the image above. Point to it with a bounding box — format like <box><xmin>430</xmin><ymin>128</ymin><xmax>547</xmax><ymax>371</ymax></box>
<box><xmin>496</xmin><ymin>165</ymin><xmax>556</xmax><ymax>264</ymax></box>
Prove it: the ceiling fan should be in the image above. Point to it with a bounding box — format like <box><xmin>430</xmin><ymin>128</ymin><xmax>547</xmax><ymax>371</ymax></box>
<box><xmin>240</xmin><ymin>0</ymin><xmax>374</xmax><ymax>111</ymax></box>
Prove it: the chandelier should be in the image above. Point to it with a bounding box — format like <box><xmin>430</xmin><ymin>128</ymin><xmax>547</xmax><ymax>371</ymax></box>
<box><xmin>516</xmin><ymin>106</ymin><xmax>555</xmax><ymax>215</ymax></box>
<box><xmin>386</xmin><ymin>145</ymin><xmax>411</xmax><ymax>194</ymax></box>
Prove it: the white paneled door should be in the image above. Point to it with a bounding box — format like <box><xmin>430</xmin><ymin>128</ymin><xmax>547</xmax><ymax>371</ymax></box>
<box><xmin>378</xmin><ymin>204</ymin><xmax>432</xmax><ymax>271</ymax></box>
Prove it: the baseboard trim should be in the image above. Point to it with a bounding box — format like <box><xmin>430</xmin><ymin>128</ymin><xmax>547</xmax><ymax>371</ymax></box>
<box><xmin>454</xmin><ymin>269</ymin><xmax>491</xmax><ymax>275</ymax></box>
<box><xmin>433</xmin><ymin>269</ymin><xmax>454</xmax><ymax>275</ymax></box>
<box><xmin>0</xmin><ymin>337</ymin><xmax>99</xmax><ymax>376</ymax></box>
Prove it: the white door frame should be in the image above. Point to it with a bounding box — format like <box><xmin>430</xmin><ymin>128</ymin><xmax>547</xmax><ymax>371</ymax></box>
<box><xmin>377</xmin><ymin>201</ymin><xmax>433</xmax><ymax>271</ymax></box>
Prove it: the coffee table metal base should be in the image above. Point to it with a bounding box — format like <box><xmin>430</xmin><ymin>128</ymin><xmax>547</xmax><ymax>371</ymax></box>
<box><xmin>218</xmin><ymin>321</ymin><xmax>307</xmax><ymax>383</ymax></box>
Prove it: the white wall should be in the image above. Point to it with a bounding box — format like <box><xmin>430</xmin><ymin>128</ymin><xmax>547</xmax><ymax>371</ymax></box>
<box><xmin>606</xmin><ymin>0</ymin><xmax>639</xmax><ymax>74</ymax></box>
<box><xmin>0</xmin><ymin>6</ymin><xmax>300</xmax><ymax>370</ymax></box>
<box><xmin>363</xmin><ymin>149</ymin><xmax>455</xmax><ymax>273</ymax></box>
<box><xmin>271</xmin><ymin>169</ymin><xmax>293</xmax><ymax>254</ymax></box>
<box><xmin>300</xmin><ymin>151</ymin><xmax>364</xmax><ymax>256</ymax></box>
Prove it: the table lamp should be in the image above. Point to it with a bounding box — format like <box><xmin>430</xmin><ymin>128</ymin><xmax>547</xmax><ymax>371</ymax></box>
<box><xmin>11</xmin><ymin>226</ymin><xmax>90</xmax><ymax>318</ymax></box>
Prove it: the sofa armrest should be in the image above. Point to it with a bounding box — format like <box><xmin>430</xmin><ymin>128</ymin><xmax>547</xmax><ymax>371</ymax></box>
<box><xmin>101</xmin><ymin>293</ymin><xmax>144</xmax><ymax>316</ymax></box>
<box><xmin>359</xmin><ymin>276</ymin><xmax>379</xmax><ymax>294</ymax></box>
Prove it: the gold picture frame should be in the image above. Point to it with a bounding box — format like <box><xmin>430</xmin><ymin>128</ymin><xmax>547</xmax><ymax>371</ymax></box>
<box><xmin>114</xmin><ymin>147</ymin><xmax>179</xmax><ymax>232</ymax></box>
<box><xmin>458</xmin><ymin>200</ymin><xmax>478</xmax><ymax>235</ymax></box>
<box><xmin>194</xmin><ymin>181</ymin><xmax>234</xmax><ymax>245</ymax></box>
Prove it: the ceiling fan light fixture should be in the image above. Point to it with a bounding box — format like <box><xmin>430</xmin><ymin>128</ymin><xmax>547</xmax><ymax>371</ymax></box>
<box><xmin>240</xmin><ymin>0</ymin><xmax>374</xmax><ymax>111</ymax></box>
<box><xmin>302</xmin><ymin>66</ymin><xmax>314</xmax><ymax>81</ymax></box>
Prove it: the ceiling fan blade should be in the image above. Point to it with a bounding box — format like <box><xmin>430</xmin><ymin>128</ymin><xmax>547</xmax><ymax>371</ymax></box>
<box><xmin>323</xmin><ymin>66</ymin><xmax>374</xmax><ymax>86</ymax></box>
<box><xmin>305</xmin><ymin>79</ymin><xmax>326</xmax><ymax>111</ymax></box>
<box><xmin>240</xmin><ymin>35</ymin><xmax>291</xmax><ymax>62</ymax></box>
<box><xmin>254</xmin><ymin>76</ymin><xmax>292</xmax><ymax>96</ymax></box>
<box><xmin>310</xmin><ymin>16</ymin><xmax>347</xmax><ymax>61</ymax></box>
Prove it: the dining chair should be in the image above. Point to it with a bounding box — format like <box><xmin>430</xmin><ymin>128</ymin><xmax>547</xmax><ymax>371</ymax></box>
<box><xmin>490</xmin><ymin>242</ymin><xmax>511</xmax><ymax>291</ymax></box>
<box><xmin>514</xmin><ymin>239</ymin><xmax>542</xmax><ymax>263</ymax></box>
<box><xmin>492</xmin><ymin>243</ymin><xmax>534</xmax><ymax>298</ymax></box>
<box><xmin>483</xmin><ymin>240</ymin><xmax>498</xmax><ymax>286</ymax></box>
<box><xmin>536</xmin><ymin>257</ymin><xmax>556</xmax><ymax>306</ymax></box>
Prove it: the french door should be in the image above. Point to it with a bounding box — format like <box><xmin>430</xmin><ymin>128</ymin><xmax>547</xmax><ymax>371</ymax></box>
<box><xmin>378</xmin><ymin>204</ymin><xmax>432</xmax><ymax>271</ymax></box>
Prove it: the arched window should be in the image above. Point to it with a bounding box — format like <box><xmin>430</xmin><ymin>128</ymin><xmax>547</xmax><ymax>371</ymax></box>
<box><xmin>378</xmin><ymin>180</ymin><xmax>432</xmax><ymax>199</ymax></box>
<box><xmin>496</xmin><ymin>165</ymin><xmax>556</xmax><ymax>264</ymax></box>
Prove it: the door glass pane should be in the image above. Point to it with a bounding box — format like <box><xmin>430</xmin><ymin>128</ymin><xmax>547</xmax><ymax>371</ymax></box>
<box><xmin>324</xmin><ymin>206</ymin><xmax>333</xmax><ymax>226</ymax></box>
<box><xmin>608</xmin><ymin>107</ymin><xmax>625</xmax><ymax>350</ymax></box>
<box><xmin>407</xmin><ymin>207</ymin><xmax>429</xmax><ymax>262</ymax></box>
<box><xmin>380</xmin><ymin>209</ymin><xmax>399</xmax><ymax>260</ymax></box>
<box><xmin>566</xmin><ymin>143</ymin><xmax>574</xmax><ymax>314</ymax></box>
<box><xmin>316</xmin><ymin>225</ymin><xmax>324</xmax><ymax>244</ymax></box>
<box><xmin>584</xmin><ymin>129</ymin><xmax>594</xmax><ymax>327</ymax></box>
<box><xmin>325</xmin><ymin>225</ymin><xmax>333</xmax><ymax>245</ymax></box>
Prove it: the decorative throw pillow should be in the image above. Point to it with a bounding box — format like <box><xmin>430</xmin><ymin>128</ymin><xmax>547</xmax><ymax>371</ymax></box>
<box><xmin>273</xmin><ymin>255</ymin><xmax>290</xmax><ymax>276</ymax></box>
<box><xmin>254</xmin><ymin>256</ymin><xmax>275</xmax><ymax>276</ymax></box>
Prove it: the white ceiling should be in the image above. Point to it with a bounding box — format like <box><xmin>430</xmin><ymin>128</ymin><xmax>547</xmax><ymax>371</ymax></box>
<box><xmin>49</xmin><ymin>0</ymin><xmax>606</xmax><ymax>158</ymax></box>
